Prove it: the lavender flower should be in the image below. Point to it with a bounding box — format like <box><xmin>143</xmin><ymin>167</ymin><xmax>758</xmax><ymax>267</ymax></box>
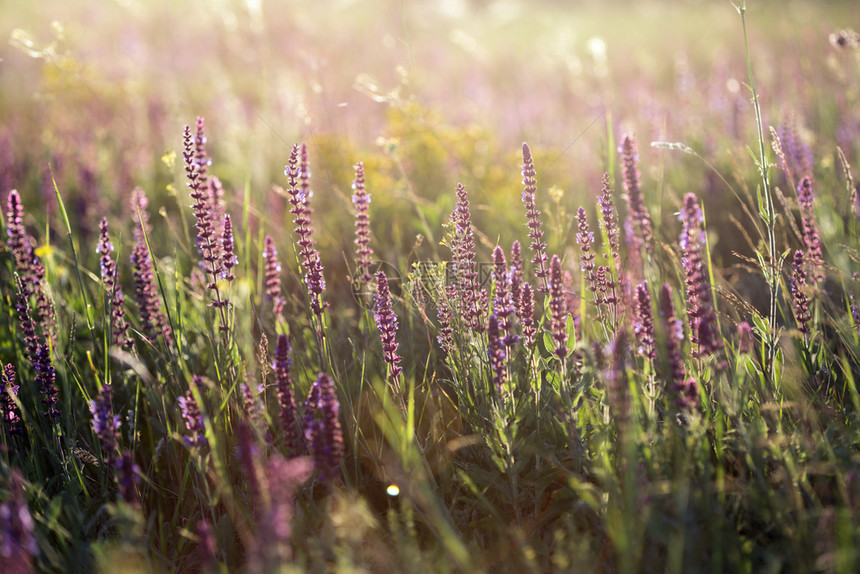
<box><xmin>604</xmin><ymin>332</ymin><xmax>631</xmax><ymax>434</ymax></box>
<box><xmin>577</xmin><ymin>207</ymin><xmax>596</xmax><ymax>288</ymax></box>
<box><xmin>791</xmin><ymin>250</ymin><xmax>813</xmax><ymax>336</ymax></box>
<box><xmin>285</xmin><ymin>144</ymin><xmax>327</xmax><ymax>317</ymax></box>
<box><xmin>737</xmin><ymin>321</ymin><xmax>754</xmax><ymax>354</ymax></box>
<box><xmin>0</xmin><ymin>469</ymin><xmax>37</xmax><ymax>570</ymax></box>
<box><xmin>14</xmin><ymin>276</ymin><xmax>40</xmax><ymax>362</ymax></box>
<box><xmin>619</xmin><ymin>133</ymin><xmax>654</xmax><ymax>252</ymax></box>
<box><xmin>257</xmin><ymin>455</ymin><xmax>313</xmax><ymax>564</ymax></box>
<box><xmin>304</xmin><ymin>372</ymin><xmax>343</xmax><ymax>483</ymax></box>
<box><xmin>487</xmin><ymin>314</ymin><xmax>507</xmax><ymax>392</ymax></box>
<box><xmin>597</xmin><ymin>173</ymin><xmax>621</xmax><ymax>267</ymax></box>
<box><xmin>34</xmin><ymin>343</ymin><xmax>59</xmax><ymax>420</ymax></box>
<box><xmin>240</xmin><ymin>382</ymin><xmax>261</xmax><ymax>427</ymax></box>
<box><xmin>674</xmin><ymin>378</ymin><xmax>700</xmax><ymax>412</ymax></box>
<box><xmin>633</xmin><ymin>281</ymin><xmax>656</xmax><ymax>359</ymax></box>
<box><xmin>219</xmin><ymin>213</ymin><xmax>237</xmax><ymax>284</ymax></box>
<box><xmin>658</xmin><ymin>284</ymin><xmax>686</xmax><ymax>392</ymax></box>
<box><xmin>351</xmin><ymin>161</ymin><xmax>374</xmax><ymax>285</ymax></box>
<box><xmin>235</xmin><ymin>422</ymin><xmax>262</xmax><ymax>506</ymax></box>
<box><xmin>97</xmin><ymin>218</ymin><xmax>134</xmax><ymax>350</ymax></box>
<box><xmin>521</xmin><ymin>143</ymin><xmax>550</xmax><ymax>291</ymax></box>
<box><xmin>797</xmin><ymin>176</ymin><xmax>824</xmax><ymax>284</ymax></box>
<box><xmin>450</xmin><ymin>183</ymin><xmax>486</xmax><ymax>331</ymax></box>
<box><xmin>130</xmin><ymin>188</ymin><xmax>171</xmax><ymax>343</ymax></box>
<box><xmin>679</xmin><ymin>193</ymin><xmax>722</xmax><ymax>358</ymax></box>
<box><xmin>510</xmin><ymin>240</ymin><xmax>523</xmax><ymax>313</ymax></box>
<box><xmin>262</xmin><ymin>235</ymin><xmax>286</xmax><ymax>314</ymax></box>
<box><xmin>492</xmin><ymin>246</ymin><xmax>517</xmax><ymax>348</ymax></box>
<box><xmin>89</xmin><ymin>385</ymin><xmax>121</xmax><ymax>466</ymax></box>
<box><xmin>302</xmin><ymin>380</ymin><xmax>320</xmax><ymax>441</ymax></box>
<box><xmin>548</xmin><ymin>255</ymin><xmax>568</xmax><ymax>361</ymax></box>
<box><xmin>0</xmin><ymin>363</ymin><xmax>21</xmax><ymax>437</ymax></box>
<box><xmin>274</xmin><ymin>335</ymin><xmax>304</xmax><ymax>458</ymax></box>
<box><xmin>178</xmin><ymin>384</ymin><xmax>207</xmax><ymax>448</ymax></box>
<box><xmin>519</xmin><ymin>281</ymin><xmax>537</xmax><ymax>347</ymax></box>
<box><xmin>436</xmin><ymin>297</ymin><xmax>454</xmax><ymax>355</ymax></box>
<box><xmin>374</xmin><ymin>271</ymin><xmax>403</xmax><ymax>386</ymax></box>
<box><xmin>116</xmin><ymin>450</ymin><xmax>141</xmax><ymax>505</ymax></box>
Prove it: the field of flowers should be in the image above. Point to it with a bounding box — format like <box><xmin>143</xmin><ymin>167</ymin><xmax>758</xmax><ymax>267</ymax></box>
<box><xmin>2</xmin><ymin>0</ymin><xmax>860</xmax><ymax>572</ymax></box>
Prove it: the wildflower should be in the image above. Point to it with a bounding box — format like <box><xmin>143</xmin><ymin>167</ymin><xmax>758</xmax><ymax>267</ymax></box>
<box><xmin>97</xmin><ymin>218</ymin><xmax>134</xmax><ymax>350</ymax></box>
<box><xmin>791</xmin><ymin>250</ymin><xmax>812</xmax><ymax>335</ymax></box>
<box><xmin>487</xmin><ymin>314</ymin><xmax>507</xmax><ymax>391</ymax></box>
<box><xmin>116</xmin><ymin>450</ymin><xmax>141</xmax><ymax>505</ymax></box>
<box><xmin>674</xmin><ymin>377</ymin><xmax>700</xmax><ymax>411</ymax></box>
<box><xmin>219</xmin><ymin>214</ymin><xmax>237</xmax><ymax>283</ymax></box>
<box><xmin>797</xmin><ymin>176</ymin><xmax>824</xmax><ymax>283</ymax></box>
<box><xmin>34</xmin><ymin>343</ymin><xmax>59</xmax><ymax>420</ymax></box>
<box><xmin>13</xmin><ymin>276</ymin><xmax>40</xmax><ymax>362</ymax></box>
<box><xmin>178</xmin><ymin>383</ymin><xmax>207</xmax><ymax>448</ymax></box>
<box><xmin>679</xmin><ymin>193</ymin><xmax>722</xmax><ymax>358</ymax></box>
<box><xmin>519</xmin><ymin>281</ymin><xmax>537</xmax><ymax>346</ymax></box>
<box><xmin>0</xmin><ymin>469</ymin><xmax>37</xmax><ymax>570</ymax></box>
<box><xmin>604</xmin><ymin>331</ymin><xmax>631</xmax><ymax>434</ymax></box>
<box><xmin>240</xmin><ymin>382</ymin><xmax>261</xmax><ymax>426</ymax></box>
<box><xmin>633</xmin><ymin>281</ymin><xmax>656</xmax><ymax>359</ymax></box>
<box><xmin>373</xmin><ymin>271</ymin><xmax>403</xmax><ymax>385</ymax></box>
<box><xmin>737</xmin><ymin>321</ymin><xmax>754</xmax><ymax>354</ymax></box>
<box><xmin>597</xmin><ymin>172</ymin><xmax>621</xmax><ymax>266</ymax></box>
<box><xmin>492</xmin><ymin>246</ymin><xmax>517</xmax><ymax>348</ymax></box>
<box><xmin>89</xmin><ymin>385</ymin><xmax>121</xmax><ymax>466</ymax></box>
<box><xmin>577</xmin><ymin>207</ymin><xmax>597</xmax><ymax>295</ymax></box>
<box><xmin>285</xmin><ymin>144</ymin><xmax>327</xmax><ymax>317</ymax></box>
<box><xmin>548</xmin><ymin>255</ymin><xmax>568</xmax><ymax>361</ymax></box>
<box><xmin>510</xmin><ymin>240</ymin><xmax>523</xmax><ymax>313</ymax></box>
<box><xmin>195</xmin><ymin>519</ymin><xmax>216</xmax><ymax>571</ymax></box>
<box><xmin>304</xmin><ymin>372</ymin><xmax>343</xmax><ymax>483</ymax></box>
<box><xmin>274</xmin><ymin>335</ymin><xmax>304</xmax><ymax>458</ymax></box>
<box><xmin>130</xmin><ymin>188</ymin><xmax>171</xmax><ymax>343</ymax></box>
<box><xmin>257</xmin><ymin>455</ymin><xmax>313</xmax><ymax>563</ymax></box>
<box><xmin>436</xmin><ymin>297</ymin><xmax>454</xmax><ymax>354</ymax></box>
<box><xmin>351</xmin><ymin>161</ymin><xmax>374</xmax><ymax>285</ymax></box>
<box><xmin>521</xmin><ymin>143</ymin><xmax>549</xmax><ymax>291</ymax></box>
<box><xmin>450</xmin><ymin>183</ymin><xmax>485</xmax><ymax>331</ymax></box>
<box><xmin>0</xmin><ymin>363</ymin><xmax>21</xmax><ymax>437</ymax></box>
<box><xmin>619</xmin><ymin>133</ymin><xmax>654</xmax><ymax>252</ymax></box>
<box><xmin>659</xmin><ymin>284</ymin><xmax>685</xmax><ymax>384</ymax></box>
<box><xmin>235</xmin><ymin>422</ymin><xmax>262</xmax><ymax>506</ymax></box>
<box><xmin>262</xmin><ymin>236</ymin><xmax>285</xmax><ymax>314</ymax></box>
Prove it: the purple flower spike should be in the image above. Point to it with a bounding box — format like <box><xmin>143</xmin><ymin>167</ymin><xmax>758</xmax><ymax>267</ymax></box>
<box><xmin>797</xmin><ymin>176</ymin><xmax>824</xmax><ymax>284</ymax></box>
<box><xmin>576</xmin><ymin>207</ymin><xmax>597</xmax><ymax>294</ymax></box>
<box><xmin>679</xmin><ymin>193</ymin><xmax>722</xmax><ymax>359</ymax></box>
<box><xmin>304</xmin><ymin>372</ymin><xmax>343</xmax><ymax>483</ymax></box>
<box><xmin>450</xmin><ymin>182</ymin><xmax>486</xmax><ymax>332</ymax></box>
<box><xmin>219</xmin><ymin>214</ymin><xmax>237</xmax><ymax>283</ymax></box>
<box><xmin>274</xmin><ymin>335</ymin><xmax>305</xmax><ymax>458</ymax></box>
<box><xmin>737</xmin><ymin>321</ymin><xmax>754</xmax><ymax>354</ymax></box>
<box><xmin>97</xmin><ymin>218</ymin><xmax>134</xmax><ymax>350</ymax></box>
<box><xmin>519</xmin><ymin>281</ymin><xmax>537</xmax><ymax>347</ymax></box>
<box><xmin>0</xmin><ymin>469</ymin><xmax>38</xmax><ymax>568</ymax></box>
<box><xmin>262</xmin><ymin>235</ymin><xmax>285</xmax><ymax>314</ymax></box>
<box><xmin>89</xmin><ymin>385</ymin><xmax>121</xmax><ymax>466</ymax></box>
<box><xmin>619</xmin><ymin>133</ymin><xmax>653</xmax><ymax>252</ymax></box>
<box><xmin>633</xmin><ymin>281</ymin><xmax>656</xmax><ymax>359</ymax></box>
<box><xmin>522</xmin><ymin>143</ymin><xmax>549</xmax><ymax>292</ymax></box>
<box><xmin>658</xmin><ymin>284</ymin><xmax>687</xmax><ymax>395</ymax></box>
<box><xmin>492</xmin><ymin>246</ymin><xmax>518</xmax><ymax>349</ymax></box>
<box><xmin>791</xmin><ymin>250</ymin><xmax>812</xmax><ymax>336</ymax></box>
<box><xmin>178</xmin><ymin>383</ymin><xmax>207</xmax><ymax>448</ymax></box>
<box><xmin>487</xmin><ymin>314</ymin><xmax>507</xmax><ymax>392</ymax></box>
<box><xmin>34</xmin><ymin>343</ymin><xmax>60</xmax><ymax>420</ymax></box>
<box><xmin>597</xmin><ymin>173</ymin><xmax>621</xmax><ymax>266</ymax></box>
<box><xmin>373</xmin><ymin>271</ymin><xmax>403</xmax><ymax>385</ymax></box>
<box><xmin>116</xmin><ymin>450</ymin><xmax>141</xmax><ymax>506</ymax></box>
<box><xmin>548</xmin><ymin>255</ymin><xmax>568</xmax><ymax>361</ymax></box>
<box><xmin>351</xmin><ymin>161</ymin><xmax>374</xmax><ymax>285</ymax></box>
<box><xmin>130</xmin><ymin>188</ymin><xmax>172</xmax><ymax>343</ymax></box>
<box><xmin>0</xmin><ymin>363</ymin><xmax>22</xmax><ymax>437</ymax></box>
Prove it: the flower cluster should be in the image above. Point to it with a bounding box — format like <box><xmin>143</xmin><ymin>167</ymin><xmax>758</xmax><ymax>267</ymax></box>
<box><xmin>0</xmin><ymin>470</ymin><xmax>37</xmax><ymax>569</ymax></box>
<box><xmin>518</xmin><ymin>281</ymin><xmax>537</xmax><ymax>346</ymax></box>
<box><xmin>450</xmin><ymin>182</ymin><xmax>486</xmax><ymax>331</ymax></box>
<box><xmin>487</xmin><ymin>314</ymin><xmax>507</xmax><ymax>391</ymax></box>
<box><xmin>184</xmin><ymin>119</ymin><xmax>218</xmax><ymax>279</ymax></box>
<box><xmin>619</xmin><ymin>133</ymin><xmax>654</xmax><ymax>253</ymax></box>
<box><xmin>633</xmin><ymin>281</ymin><xmax>655</xmax><ymax>359</ymax></box>
<box><xmin>0</xmin><ymin>363</ymin><xmax>22</xmax><ymax>437</ymax></box>
<box><xmin>304</xmin><ymin>372</ymin><xmax>343</xmax><ymax>483</ymax></box>
<box><xmin>521</xmin><ymin>143</ymin><xmax>549</xmax><ymax>291</ymax></box>
<box><xmin>659</xmin><ymin>284</ymin><xmax>698</xmax><ymax>410</ymax></box>
<box><xmin>130</xmin><ymin>188</ymin><xmax>172</xmax><ymax>343</ymax></box>
<box><xmin>548</xmin><ymin>255</ymin><xmax>568</xmax><ymax>361</ymax></box>
<box><xmin>351</xmin><ymin>161</ymin><xmax>374</xmax><ymax>285</ymax></box>
<box><xmin>791</xmin><ymin>250</ymin><xmax>813</xmax><ymax>335</ymax></box>
<box><xmin>679</xmin><ymin>193</ymin><xmax>722</xmax><ymax>358</ymax></box>
<box><xmin>374</xmin><ymin>271</ymin><xmax>403</xmax><ymax>385</ymax></box>
<box><xmin>178</xmin><ymin>383</ymin><xmax>207</xmax><ymax>448</ymax></box>
<box><xmin>597</xmin><ymin>172</ymin><xmax>621</xmax><ymax>267</ymax></box>
<box><xmin>285</xmin><ymin>144</ymin><xmax>327</xmax><ymax>317</ymax></box>
<box><xmin>97</xmin><ymin>218</ymin><xmax>134</xmax><ymax>350</ymax></box>
<box><xmin>274</xmin><ymin>335</ymin><xmax>304</xmax><ymax>458</ymax></box>
<box><xmin>89</xmin><ymin>385</ymin><xmax>121</xmax><ymax>466</ymax></box>
<box><xmin>34</xmin><ymin>343</ymin><xmax>60</xmax><ymax>420</ymax></box>
<box><xmin>262</xmin><ymin>235</ymin><xmax>286</xmax><ymax>314</ymax></box>
<box><xmin>796</xmin><ymin>176</ymin><xmax>824</xmax><ymax>284</ymax></box>
<box><xmin>219</xmin><ymin>214</ymin><xmax>237</xmax><ymax>284</ymax></box>
<box><xmin>492</xmin><ymin>246</ymin><xmax>517</xmax><ymax>348</ymax></box>
<box><xmin>577</xmin><ymin>207</ymin><xmax>597</xmax><ymax>293</ymax></box>
<box><xmin>117</xmin><ymin>450</ymin><xmax>141</xmax><ymax>505</ymax></box>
